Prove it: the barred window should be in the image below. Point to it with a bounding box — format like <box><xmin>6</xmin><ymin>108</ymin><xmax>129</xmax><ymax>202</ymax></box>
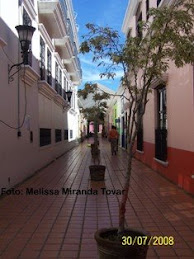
<box><xmin>40</xmin><ymin>37</ymin><xmax>45</xmax><ymax>80</ymax></box>
<box><xmin>47</xmin><ymin>49</ymin><xmax>52</xmax><ymax>85</ymax></box>
<box><xmin>23</xmin><ymin>8</ymin><xmax>31</xmax><ymax>26</ymax></box>
<box><xmin>55</xmin><ymin>129</ymin><xmax>62</xmax><ymax>142</ymax></box>
<box><xmin>40</xmin><ymin>128</ymin><xmax>51</xmax><ymax>147</ymax></box>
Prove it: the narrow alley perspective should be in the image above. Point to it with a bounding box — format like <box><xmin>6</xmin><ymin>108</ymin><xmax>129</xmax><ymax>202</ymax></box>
<box><xmin>1</xmin><ymin>0</ymin><xmax>194</xmax><ymax>258</ymax></box>
<box><xmin>0</xmin><ymin>139</ymin><xmax>193</xmax><ymax>259</ymax></box>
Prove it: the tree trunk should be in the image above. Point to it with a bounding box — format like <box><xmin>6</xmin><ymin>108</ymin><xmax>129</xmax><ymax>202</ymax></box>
<box><xmin>118</xmin><ymin>152</ymin><xmax>133</xmax><ymax>233</ymax></box>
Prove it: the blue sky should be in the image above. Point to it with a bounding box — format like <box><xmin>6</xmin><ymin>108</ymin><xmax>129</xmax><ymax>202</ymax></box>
<box><xmin>73</xmin><ymin>0</ymin><xmax>129</xmax><ymax>91</ymax></box>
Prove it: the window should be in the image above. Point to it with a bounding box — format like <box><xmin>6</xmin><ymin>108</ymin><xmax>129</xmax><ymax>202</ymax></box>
<box><xmin>137</xmin><ymin>104</ymin><xmax>143</xmax><ymax>151</ymax></box>
<box><xmin>146</xmin><ymin>0</ymin><xmax>150</xmax><ymax>20</ymax></box>
<box><xmin>158</xmin><ymin>87</ymin><xmax>167</xmax><ymax>129</ymax></box>
<box><xmin>40</xmin><ymin>128</ymin><xmax>51</xmax><ymax>147</ymax></box>
<box><xmin>70</xmin><ymin>130</ymin><xmax>73</xmax><ymax>139</ymax></box>
<box><xmin>64</xmin><ymin>129</ymin><xmax>68</xmax><ymax>140</ymax></box>
<box><xmin>63</xmin><ymin>77</ymin><xmax>67</xmax><ymax>100</ymax></box>
<box><xmin>157</xmin><ymin>0</ymin><xmax>162</xmax><ymax>7</ymax></box>
<box><xmin>136</xmin><ymin>3</ymin><xmax>142</xmax><ymax>38</ymax></box>
<box><xmin>127</xmin><ymin>29</ymin><xmax>131</xmax><ymax>39</ymax></box>
<box><xmin>55</xmin><ymin>63</ymin><xmax>62</xmax><ymax>95</ymax></box>
<box><xmin>47</xmin><ymin>49</ymin><xmax>52</xmax><ymax>85</ymax></box>
<box><xmin>23</xmin><ymin>8</ymin><xmax>31</xmax><ymax>26</ymax></box>
<box><xmin>40</xmin><ymin>37</ymin><xmax>45</xmax><ymax>80</ymax></box>
<box><xmin>55</xmin><ymin>62</ymin><xmax>59</xmax><ymax>93</ymax></box>
<box><xmin>58</xmin><ymin>69</ymin><xmax>62</xmax><ymax>96</ymax></box>
<box><xmin>155</xmin><ymin>85</ymin><xmax>167</xmax><ymax>161</ymax></box>
<box><xmin>136</xmin><ymin>12</ymin><xmax>142</xmax><ymax>38</ymax></box>
<box><xmin>55</xmin><ymin>129</ymin><xmax>62</xmax><ymax>142</ymax></box>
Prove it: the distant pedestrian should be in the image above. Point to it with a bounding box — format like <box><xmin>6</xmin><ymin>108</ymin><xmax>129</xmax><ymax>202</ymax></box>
<box><xmin>108</xmin><ymin>126</ymin><xmax>119</xmax><ymax>155</ymax></box>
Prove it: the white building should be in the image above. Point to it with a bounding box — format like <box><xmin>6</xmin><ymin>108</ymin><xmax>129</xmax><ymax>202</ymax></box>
<box><xmin>0</xmin><ymin>0</ymin><xmax>82</xmax><ymax>189</ymax></box>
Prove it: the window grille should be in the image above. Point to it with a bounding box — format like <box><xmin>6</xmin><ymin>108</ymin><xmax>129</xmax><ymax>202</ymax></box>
<box><xmin>40</xmin><ymin>37</ymin><xmax>45</xmax><ymax>80</ymax></box>
<box><xmin>64</xmin><ymin>130</ymin><xmax>68</xmax><ymax>140</ymax></box>
<box><xmin>55</xmin><ymin>129</ymin><xmax>62</xmax><ymax>142</ymax></box>
<box><xmin>23</xmin><ymin>8</ymin><xmax>31</xmax><ymax>26</ymax></box>
<box><xmin>155</xmin><ymin>86</ymin><xmax>167</xmax><ymax>161</ymax></box>
<box><xmin>58</xmin><ymin>69</ymin><xmax>62</xmax><ymax>96</ymax></box>
<box><xmin>55</xmin><ymin>62</ymin><xmax>59</xmax><ymax>93</ymax></box>
<box><xmin>47</xmin><ymin>49</ymin><xmax>52</xmax><ymax>85</ymax></box>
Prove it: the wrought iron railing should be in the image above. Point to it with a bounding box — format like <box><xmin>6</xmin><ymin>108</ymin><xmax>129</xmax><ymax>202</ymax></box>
<box><xmin>59</xmin><ymin>0</ymin><xmax>68</xmax><ymax>22</ymax></box>
<box><xmin>55</xmin><ymin>82</ymin><xmax>62</xmax><ymax>96</ymax></box>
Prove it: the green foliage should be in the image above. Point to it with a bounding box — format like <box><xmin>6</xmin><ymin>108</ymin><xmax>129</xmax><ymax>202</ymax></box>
<box><xmin>80</xmin><ymin>0</ymin><xmax>194</xmax><ymax>231</ymax></box>
<box><xmin>78</xmin><ymin>82</ymin><xmax>110</xmax><ymax>124</ymax></box>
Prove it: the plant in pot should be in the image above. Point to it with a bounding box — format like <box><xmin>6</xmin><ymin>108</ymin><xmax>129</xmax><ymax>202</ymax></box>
<box><xmin>78</xmin><ymin>83</ymin><xmax>110</xmax><ymax>181</ymax></box>
<box><xmin>80</xmin><ymin>1</ymin><xmax>194</xmax><ymax>258</ymax></box>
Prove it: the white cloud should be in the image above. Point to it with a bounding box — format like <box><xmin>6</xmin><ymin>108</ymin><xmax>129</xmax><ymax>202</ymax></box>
<box><xmin>82</xmin><ymin>68</ymin><xmax>123</xmax><ymax>82</ymax></box>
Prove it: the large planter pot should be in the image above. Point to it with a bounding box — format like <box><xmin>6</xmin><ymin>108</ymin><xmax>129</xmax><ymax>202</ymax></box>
<box><xmin>95</xmin><ymin>228</ymin><xmax>150</xmax><ymax>259</ymax></box>
<box><xmin>89</xmin><ymin>165</ymin><xmax>106</xmax><ymax>181</ymax></box>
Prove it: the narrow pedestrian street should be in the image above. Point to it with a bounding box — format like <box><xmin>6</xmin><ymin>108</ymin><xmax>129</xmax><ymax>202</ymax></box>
<box><xmin>0</xmin><ymin>139</ymin><xmax>193</xmax><ymax>259</ymax></box>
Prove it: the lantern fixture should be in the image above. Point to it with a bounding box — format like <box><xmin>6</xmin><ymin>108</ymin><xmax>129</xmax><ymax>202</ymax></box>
<box><xmin>8</xmin><ymin>25</ymin><xmax>36</xmax><ymax>83</ymax></box>
<box><xmin>66</xmin><ymin>90</ymin><xmax>72</xmax><ymax>103</ymax></box>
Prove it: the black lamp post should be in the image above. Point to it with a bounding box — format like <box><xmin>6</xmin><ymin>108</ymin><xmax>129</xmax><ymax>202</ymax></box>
<box><xmin>8</xmin><ymin>25</ymin><xmax>36</xmax><ymax>83</ymax></box>
<box><xmin>66</xmin><ymin>90</ymin><xmax>72</xmax><ymax>102</ymax></box>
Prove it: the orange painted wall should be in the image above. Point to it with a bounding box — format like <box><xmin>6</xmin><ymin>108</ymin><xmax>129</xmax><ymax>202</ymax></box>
<box><xmin>135</xmin><ymin>141</ymin><xmax>194</xmax><ymax>195</ymax></box>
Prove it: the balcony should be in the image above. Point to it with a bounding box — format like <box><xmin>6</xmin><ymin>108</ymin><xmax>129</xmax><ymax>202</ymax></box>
<box><xmin>38</xmin><ymin>0</ymin><xmax>68</xmax><ymax>39</ymax></box>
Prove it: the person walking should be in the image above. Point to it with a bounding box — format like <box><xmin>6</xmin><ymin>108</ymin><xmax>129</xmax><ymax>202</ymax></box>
<box><xmin>108</xmin><ymin>126</ymin><xmax>119</xmax><ymax>155</ymax></box>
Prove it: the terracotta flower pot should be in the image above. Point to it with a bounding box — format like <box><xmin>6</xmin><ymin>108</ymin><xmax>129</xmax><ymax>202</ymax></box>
<box><xmin>89</xmin><ymin>165</ymin><xmax>106</xmax><ymax>181</ymax></box>
<box><xmin>95</xmin><ymin>227</ymin><xmax>150</xmax><ymax>259</ymax></box>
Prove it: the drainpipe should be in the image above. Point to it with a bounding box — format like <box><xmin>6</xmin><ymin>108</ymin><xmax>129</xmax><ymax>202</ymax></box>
<box><xmin>17</xmin><ymin>0</ymin><xmax>21</xmax><ymax>137</ymax></box>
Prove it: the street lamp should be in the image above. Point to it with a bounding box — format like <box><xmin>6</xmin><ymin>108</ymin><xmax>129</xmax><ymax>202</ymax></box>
<box><xmin>8</xmin><ymin>25</ymin><xmax>36</xmax><ymax>83</ymax></box>
<box><xmin>66</xmin><ymin>90</ymin><xmax>72</xmax><ymax>102</ymax></box>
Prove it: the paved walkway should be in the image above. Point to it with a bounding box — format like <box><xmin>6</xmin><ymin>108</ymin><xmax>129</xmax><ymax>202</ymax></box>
<box><xmin>0</xmin><ymin>139</ymin><xmax>193</xmax><ymax>259</ymax></box>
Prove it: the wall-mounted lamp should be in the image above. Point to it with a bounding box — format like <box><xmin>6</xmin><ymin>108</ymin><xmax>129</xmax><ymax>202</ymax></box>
<box><xmin>8</xmin><ymin>25</ymin><xmax>36</xmax><ymax>83</ymax></box>
<box><xmin>66</xmin><ymin>90</ymin><xmax>72</xmax><ymax>102</ymax></box>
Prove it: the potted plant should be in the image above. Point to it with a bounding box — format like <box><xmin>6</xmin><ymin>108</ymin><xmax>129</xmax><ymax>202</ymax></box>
<box><xmin>78</xmin><ymin>83</ymin><xmax>110</xmax><ymax>181</ymax></box>
<box><xmin>80</xmin><ymin>1</ymin><xmax>194</xmax><ymax>258</ymax></box>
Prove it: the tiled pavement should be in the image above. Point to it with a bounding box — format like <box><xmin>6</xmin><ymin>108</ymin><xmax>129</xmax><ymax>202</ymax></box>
<box><xmin>0</xmin><ymin>139</ymin><xmax>193</xmax><ymax>259</ymax></box>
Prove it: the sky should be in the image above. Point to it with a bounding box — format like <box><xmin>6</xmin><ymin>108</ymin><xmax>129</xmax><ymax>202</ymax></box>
<box><xmin>72</xmin><ymin>0</ymin><xmax>129</xmax><ymax>91</ymax></box>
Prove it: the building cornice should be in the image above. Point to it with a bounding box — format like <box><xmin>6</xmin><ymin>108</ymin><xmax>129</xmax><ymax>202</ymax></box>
<box><xmin>38</xmin><ymin>80</ymin><xmax>56</xmax><ymax>99</ymax></box>
<box><xmin>20</xmin><ymin>65</ymin><xmax>40</xmax><ymax>86</ymax></box>
<box><xmin>151</xmin><ymin>73</ymin><xmax>168</xmax><ymax>89</ymax></box>
<box><xmin>122</xmin><ymin>0</ymin><xmax>142</xmax><ymax>35</ymax></box>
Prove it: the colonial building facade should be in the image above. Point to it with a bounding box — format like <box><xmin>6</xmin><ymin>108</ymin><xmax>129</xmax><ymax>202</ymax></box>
<box><xmin>0</xmin><ymin>0</ymin><xmax>82</xmax><ymax>189</ymax></box>
<box><xmin>120</xmin><ymin>0</ymin><xmax>194</xmax><ymax>194</ymax></box>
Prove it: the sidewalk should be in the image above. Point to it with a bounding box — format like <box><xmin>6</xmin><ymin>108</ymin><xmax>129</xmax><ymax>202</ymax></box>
<box><xmin>0</xmin><ymin>139</ymin><xmax>193</xmax><ymax>259</ymax></box>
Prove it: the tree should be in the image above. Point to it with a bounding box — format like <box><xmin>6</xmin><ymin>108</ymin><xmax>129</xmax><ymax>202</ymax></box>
<box><xmin>78</xmin><ymin>83</ymin><xmax>110</xmax><ymax>161</ymax></box>
<box><xmin>80</xmin><ymin>0</ymin><xmax>194</xmax><ymax>233</ymax></box>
